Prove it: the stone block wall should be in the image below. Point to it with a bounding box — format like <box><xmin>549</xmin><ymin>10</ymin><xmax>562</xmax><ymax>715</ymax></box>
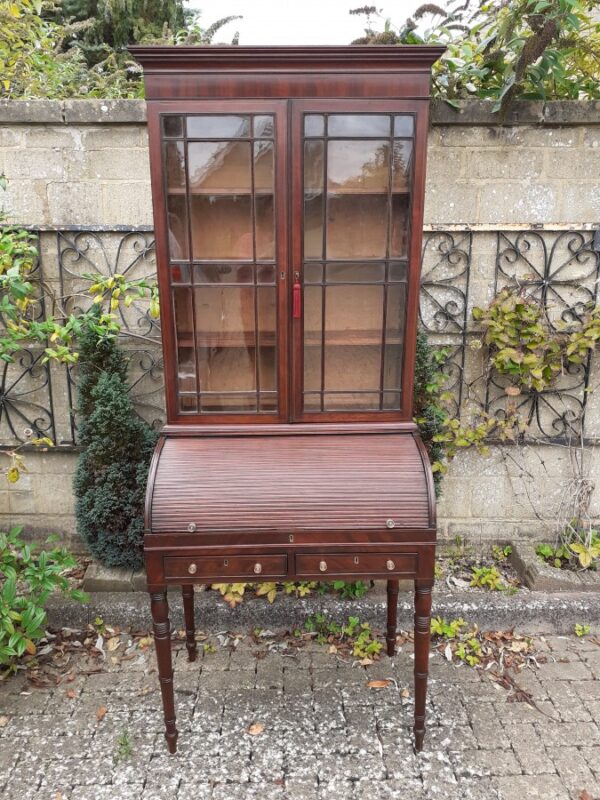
<box><xmin>0</xmin><ymin>99</ymin><xmax>599</xmax><ymax>550</ymax></box>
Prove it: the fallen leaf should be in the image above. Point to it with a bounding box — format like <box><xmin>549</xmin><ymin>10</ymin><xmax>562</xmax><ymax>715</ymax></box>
<box><xmin>579</xmin><ymin>791</ymin><xmax>593</xmax><ymax>800</ymax></box>
<box><xmin>401</xmin><ymin>687</ymin><xmax>410</xmax><ymax>698</ymax></box>
<box><xmin>66</xmin><ymin>689</ymin><xmax>76</xmax><ymax>699</ymax></box>
<box><xmin>0</xmin><ymin>716</ymin><xmax>9</xmax><ymax>727</ymax></box>
<box><xmin>107</xmin><ymin>638</ymin><xmax>121</xmax><ymax>652</ymax></box>
<box><xmin>367</xmin><ymin>680</ymin><xmax>391</xmax><ymax>689</ymax></box>
<box><xmin>96</xmin><ymin>706</ymin><xmax>108</xmax><ymax>722</ymax></box>
<box><xmin>137</xmin><ymin>637</ymin><xmax>153</xmax><ymax>649</ymax></box>
<box><xmin>246</xmin><ymin>723</ymin><xmax>265</xmax><ymax>736</ymax></box>
<box><xmin>66</xmin><ymin>673</ymin><xmax>76</xmax><ymax>683</ymax></box>
<box><xmin>328</xmin><ymin>645</ymin><xmax>338</xmax><ymax>654</ymax></box>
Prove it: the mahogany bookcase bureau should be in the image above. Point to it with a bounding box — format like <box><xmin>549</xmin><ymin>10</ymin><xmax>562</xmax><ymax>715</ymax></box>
<box><xmin>131</xmin><ymin>44</ymin><xmax>444</xmax><ymax>755</ymax></box>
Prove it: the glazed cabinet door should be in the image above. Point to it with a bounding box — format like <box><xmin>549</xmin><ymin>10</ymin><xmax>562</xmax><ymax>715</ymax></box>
<box><xmin>290</xmin><ymin>100</ymin><xmax>428</xmax><ymax>422</ymax></box>
<box><xmin>148</xmin><ymin>101</ymin><xmax>289</xmax><ymax>423</ymax></box>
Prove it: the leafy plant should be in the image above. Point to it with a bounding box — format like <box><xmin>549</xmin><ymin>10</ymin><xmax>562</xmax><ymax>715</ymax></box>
<box><xmin>327</xmin><ymin>580</ymin><xmax>369</xmax><ymax>599</ymax></box>
<box><xmin>575</xmin><ymin>623</ymin><xmax>590</xmax><ymax>637</ymax></box>
<box><xmin>350</xmin><ymin>0</ymin><xmax>600</xmax><ymax>111</ymax></box>
<box><xmin>114</xmin><ymin>730</ymin><xmax>133</xmax><ymax>764</ymax></box>
<box><xmin>305</xmin><ymin>612</ymin><xmax>383</xmax><ymax>661</ymax></box>
<box><xmin>492</xmin><ymin>544</ymin><xmax>512</xmax><ymax>562</ymax></box>
<box><xmin>0</xmin><ymin>525</ymin><xmax>88</xmax><ymax>671</ymax></box>
<box><xmin>470</xmin><ymin>565</ymin><xmax>506</xmax><ymax>591</ymax></box>
<box><xmin>536</xmin><ymin>541</ymin><xmax>571</xmax><ymax>569</ymax></box>
<box><xmin>430</xmin><ymin>616</ymin><xmax>481</xmax><ymax>665</ymax></box>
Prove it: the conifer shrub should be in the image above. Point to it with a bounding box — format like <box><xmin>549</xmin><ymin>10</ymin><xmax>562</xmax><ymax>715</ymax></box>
<box><xmin>73</xmin><ymin>326</ymin><xmax>157</xmax><ymax>569</ymax></box>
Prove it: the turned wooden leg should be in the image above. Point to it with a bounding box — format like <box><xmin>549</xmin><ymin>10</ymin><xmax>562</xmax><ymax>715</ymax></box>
<box><xmin>182</xmin><ymin>585</ymin><xmax>197</xmax><ymax>662</ymax></box>
<box><xmin>150</xmin><ymin>589</ymin><xmax>178</xmax><ymax>754</ymax></box>
<box><xmin>386</xmin><ymin>579</ymin><xmax>399</xmax><ymax>656</ymax></box>
<box><xmin>413</xmin><ymin>580</ymin><xmax>433</xmax><ymax>753</ymax></box>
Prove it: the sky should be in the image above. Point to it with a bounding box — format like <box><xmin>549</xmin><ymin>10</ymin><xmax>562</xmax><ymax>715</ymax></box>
<box><xmin>194</xmin><ymin>1</ymin><xmax>425</xmax><ymax>46</ymax></box>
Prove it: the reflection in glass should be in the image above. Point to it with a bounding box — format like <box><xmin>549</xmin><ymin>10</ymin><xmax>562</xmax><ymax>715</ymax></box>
<box><xmin>304</xmin><ymin>115</ymin><xmax>325</xmax><ymax>136</ymax></box>
<box><xmin>304</xmin><ymin>263</ymin><xmax>322</xmax><ymax>283</ymax></box>
<box><xmin>394</xmin><ymin>115</ymin><xmax>414</xmax><ymax>137</ymax></box>
<box><xmin>191</xmin><ymin>195</ymin><xmax>252</xmax><ymax>259</ymax></box>
<box><xmin>391</xmin><ymin>194</ymin><xmax>410</xmax><ymax>258</ymax></box>
<box><xmin>328</xmin><ymin>140</ymin><xmax>389</xmax><ymax>193</ymax></box>
<box><xmin>304</xmin><ymin>195</ymin><xmax>324</xmax><ymax>260</ymax></box>
<box><xmin>328</xmin><ymin>115</ymin><xmax>390</xmax><ymax>137</ymax></box>
<box><xmin>166</xmin><ymin>194</ymin><xmax>188</xmax><ymax>260</ymax></box>
<box><xmin>254</xmin><ymin>141</ymin><xmax>274</xmax><ymax>193</ymax></box>
<box><xmin>392</xmin><ymin>140</ymin><xmax>413</xmax><ymax>192</ymax></box>
<box><xmin>193</xmin><ymin>264</ymin><xmax>253</xmax><ymax>284</ymax></box>
<box><xmin>171</xmin><ymin>264</ymin><xmax>190</xmax><ymax>284</ymax></box>
<box><xmin>163</xmin><ymin>116</ymin><xmax>183</xmax><ymax>137</ymax></box>
<box><xmin>304</xmin><ymin>140</ymin><xmax>324</xmax><ymax>192</ymax></box>
<box><xmin>186</xmin><ymin>115</ymin><xmax>250</xmax><ymax>138</ymax></box>
<box><xmin>256</xmin><ymin>195</ymin><xmax>275</xmax><ymax>259</ymax></box>
<box><xmin>188</xmin><ymin>141</ymin><xmax>251</xmax><ymax>193</ymax></box>
<box><xmin>201</xmin><ymin>393</ymin><xmax>257</xmax><ymax>413</ymax></box>
<box><xmin>303</xmin><ymin>285</ymin><xmax>322</xmax><ymax>392</ymax></box>
<box><xmin>326</xmin><ymin>263</ymin><xmax>385</xmax><ymax>283</ymax></box>
<box><xmin>324</xmin><ymin>392</ymin><xmax>380</xmax><ymax>410</ymax></box>
<box><xmin>173</xmin><ymin>287</ymin><xmax>197</xmax><ymax>409</ymax></box>
<box><xmin>254</xmin><ymin>115</ymin><xmax>274</xmax><ymax>138</ymax></box>
<box><xmin>327</xmin><ymin>194</ymin><xmax>387</xmax><ymax>258</ymax></box>
<box><xmin>165</xmin><ymin>142</ymin><xmax>186</xmax><ymax>190</ymax></box>
<box><xmin>257</xmin><ymin>286</ymin><xmax>277</xmax><ymax>391</ymax></box>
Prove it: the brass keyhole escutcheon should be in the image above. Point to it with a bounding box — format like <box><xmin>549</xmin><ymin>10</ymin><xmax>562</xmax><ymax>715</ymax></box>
<box><xmin>289</xmin><ymin>534</ymin><xmax>294</xmax><ymax>543</ymax></box>
<box><xmin>223</xmin><ymin>559</ymin><xmax>229</xmax><ymax>567</ymax></box>
<box><xmin>319</xmin><ymin>561</ymin><xmax>327</xmax><ymax>572</ymax></box>
<box><xmin>188</xmin><ymin>563</ymin><xmax>197</xmax><ymax>575</ymax></box>
<box><xmin>386</xmin><ymin>560</ymin><xmax>395</xmax><ymax>571</ymax></box>
<box><xmin>353</xmin><ymin>556</ymin><xmax>359</xmax><ymax>565</ymax></box>
<box><xmin>254</xmin><ymin>563</ymin><xmax>262</xmax><ymax>574</ymax></box>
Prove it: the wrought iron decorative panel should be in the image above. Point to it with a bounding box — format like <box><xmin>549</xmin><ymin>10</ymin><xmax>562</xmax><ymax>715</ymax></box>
<box><xmin>1</xmin><ymin>227</ymin><xmax>598</xmax><ymax>449</ymax></box>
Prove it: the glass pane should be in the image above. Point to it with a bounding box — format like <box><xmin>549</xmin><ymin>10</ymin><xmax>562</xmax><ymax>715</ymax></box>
<box><xmin>326</xmin><ymin>263</ymin><xmax>385</xmax><ymax>283</ymax></box>
<box><xmin>303</xmin><ymin>393</ymin><xmax>321</xmax><ymax>411</ymax></box>
<box><xmin>179</xmin><ymin>394</ymin><xmax>198</xmax><ymax>413</ymax></box>
<box><xmin>173</xmin><ymin>288</ymin><xmax>196</xmax><ymax>401</ymax></box>
<box><xmin>254</xmin><ymin>115</ymin><xmax>274</xmax><ymax>138</ymax></box>
<box><xmin>304</xmin><ymin>140</ymin><xmax>324</xmax><ymax>192</ymax></box>
<box><xmin>394</xmin><ymin>115</ymin><xmax>414</xmax><ymax>137</ymax></box>
<box><xmin>304</xmin><ymin>263</ymin><xmax>322</xmax><ymax>283</ymax></box>
<box><xmin>327</xmin><ymin>140</ymin><xmax>389</xmax><ymax>193</ymax></box>
<box><xmin>392</xmin><ymin>140</ymin><xmax>413</xmax><ymax>192</ymax></box>
<box><xmin>382</xmin><ymin>391</ymin><xmax>401</xmax><ymax>410</ymax></box>
<box><xmin>303</xmin><ymin>285</ymin><xmax>322</xmax><ymax>392</ymax></box>
<box><xmin>323</xmin><ymin>284</ymin><xmax>383</xmax><ymax>391</ymax></box>
<box><xmin>162</xmin><ymin>116</ymin><xmax>183</xmax><ymax>137</ymax></box>
<box><xmin>389</xmin><ymin>262</ymin><xmax>408</xmax><ymax>282</ymax></box>
<box><xmin>200</xmin><ymin>393</ymin><xmax>257</xmax><ymax>413</ymax></box>
<box><xmin>165</xmin><ymin>142</ymin><xmax>186</xmax><ymax>190</ymax></box>
<box><xmin>195</xmin><ymin>286</ymin><xmax>256</xmax><ymax>392</ymax></box>
<box><xmin>327</xmin><ymin>194</ymin><xmax>387</xmax><ymax>258</ymax></box>
<box><xmin>186</xmin><ymin>116</ymin><xmax>250</xmax><ymax>138</ymax></box>
<box><xmin>191</xmin><ymin>195</ymin><xmax>252</xmax><ymax>259</ymax></box>
<box><xmin>188</xmin><ymin>141</ymin><xmax>251</xmax><ymax>194</ymax></box>
<box><xmin>193</xmin><ymin>265</ymin><xmax>253</xmax><ymax>284</ymax></box>
<box><xmin>304</xmin><ymin>194</ymin><xmax>324</xmax><ymax>260</ymax></box>
<box><xmin>383</xmin><ymin>283</ymin><xmax>406</xmax><ymax>394</ymax></box>
<box><xmin>305</xmin><ymin>115</ymin><xmax>325</xmax><ymax>136</ymax></box>
<box><xmin>257</xmin><ymin>265</ymin><xmax>276</xmax><ymax>284</ymax></box>
<box><xmin>166</xmin><ymin>195</ymin><xmax>189</xmax><ymax>260</ymax></box>
<box><xmin>256</xmin><ymin>195</ymin><xmax>275</xmax><ymax>259</ymax></box>
<box><xmin>391</xmin><ymin>194</ymin><xmax>410</xmax><ymax>258</ymax></box>
<box><xmin>254</xmin><ymin>141</ymin><xmax>274</xmax><ymax>193</ymax></box>
<box><xmin>257</xmin><ymin>286</ymin><xmax>277</xmax><ymax>391</ymax></box>
<box><xmin>328</xmin><ymin>115</ymin><xmax>390</xmax><ymax>137</ymax></box>
<box><xmin>259</xmin><ymin>392</ymin><xmax>277</xmax><ymax>411</ymax></box>
<box><xmin>171</xmin><ymin>264</ymin><xmax>191</xmax><ymax>284</ymax></box>
<box><xmin>324</xmin><ymin>392</ymin><xmax>380</xmax><ymax>410</ymax></box>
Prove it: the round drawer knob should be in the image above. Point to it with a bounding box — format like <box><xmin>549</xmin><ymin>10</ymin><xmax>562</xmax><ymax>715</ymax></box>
<box><xmin>386</xmin><ymin>519</ymin><xmax>396</xmax><ymax>529</ymax></box>
<box><xmin>253</xmin><ymin>563</ymin><xmax>262</xmax><ymax>574</ymax></box>
<box><xmin>386</xmin><ymin>560</ymin><xmax>395</xmax><ymax>571</ymax></box>
<box><xmin>319</xmin><ymin>561</ymin><xmax>327</xmax><ymax>572</ymax></box>
<box><xmin>187</xmin><ymin>522</ymin><xmax>197</xmax><ymax>533</ymax></box>
<box><xmin>188</xmin><ymin>563</ymin><xmax>198</xmax><ymax>575</ymax></box>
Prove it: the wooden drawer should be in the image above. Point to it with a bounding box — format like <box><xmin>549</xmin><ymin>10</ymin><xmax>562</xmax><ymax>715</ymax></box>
<box><xmin>295</xmin><ymin>552</ymin><xmax>417</xmax><ymax>578</ymax></box>
<box><xmin>164</xmin><ymin>554</ymin><xmax>288</xmax><ymax>581</ymax></box>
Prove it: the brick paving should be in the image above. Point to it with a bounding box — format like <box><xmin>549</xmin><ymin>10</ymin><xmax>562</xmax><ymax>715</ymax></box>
<box><xmin>1</xmin><ymin>631</ymin><xmax>600</xmax><ymax>799</ymax></box>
